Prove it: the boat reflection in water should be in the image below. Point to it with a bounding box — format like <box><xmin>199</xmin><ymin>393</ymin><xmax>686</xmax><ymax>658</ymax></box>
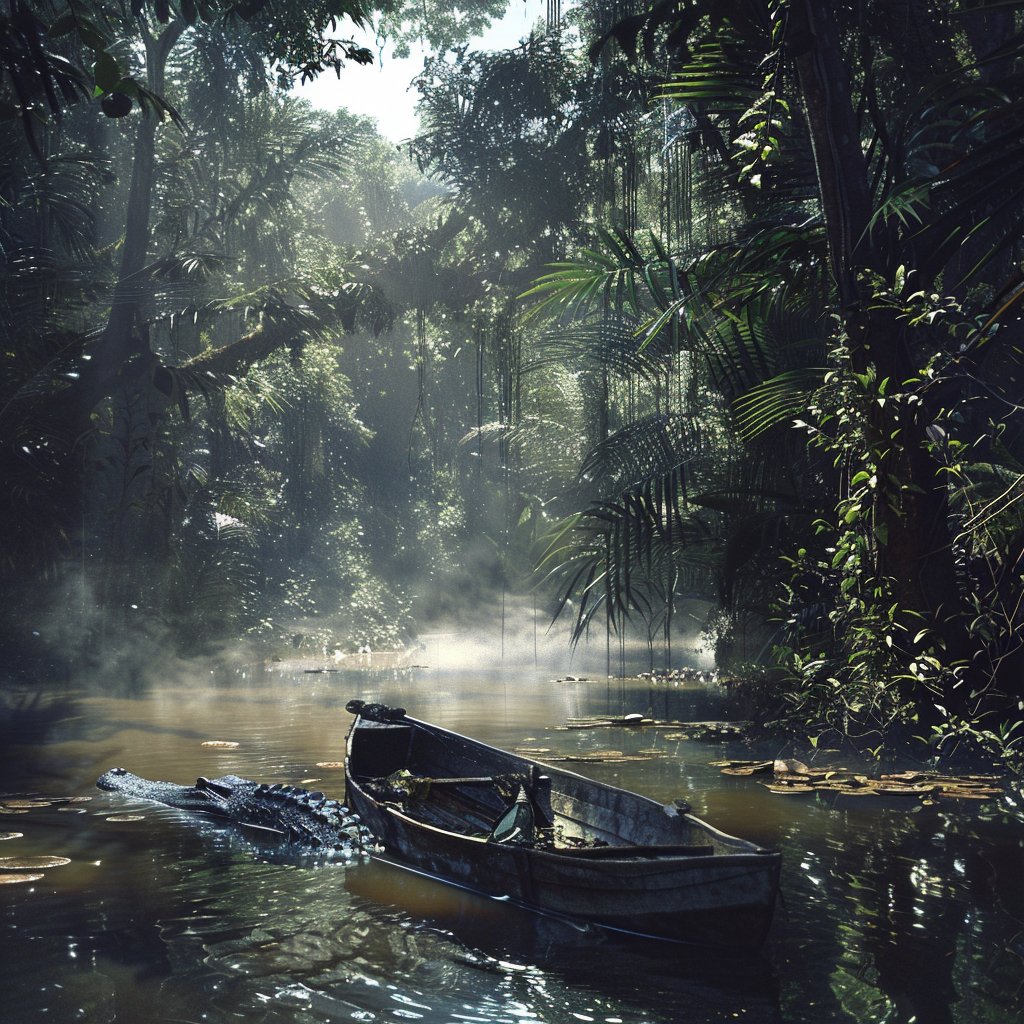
<box><xmin>181</xmin><ymin>833</ymin><xmax>784</xmax><ymax>1024</ymax></box>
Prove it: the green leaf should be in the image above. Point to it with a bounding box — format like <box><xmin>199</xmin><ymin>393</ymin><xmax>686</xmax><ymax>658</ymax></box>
<box><xmin>73</xmin><ymin>18</ymin><xmax>109</xmax><ymax>51</ymax></box>
<box><xmin>113</xmin><ymin>79</ymin><xmax>140</xmax><ymax>99</ymax></box>
<box><xmin>47</xmin><ymin>12</ymin><xmax>78</xmax><ymax>37</ymax></box>
<box><xmin>93</xmin><ymin>53</ymin><xmax>122</xmax><ymax>94</ymax></box>
<box><xmin>732</xmin><ymin>368</ymin><xmax>828</xmax><ymax>441</ymax></box>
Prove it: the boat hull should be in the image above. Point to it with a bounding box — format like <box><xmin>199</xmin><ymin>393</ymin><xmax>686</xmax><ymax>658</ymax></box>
<box><xmin>345</xmin><ymin>714</ymin><xmax>780</xmax><ymax>948</ymax></box>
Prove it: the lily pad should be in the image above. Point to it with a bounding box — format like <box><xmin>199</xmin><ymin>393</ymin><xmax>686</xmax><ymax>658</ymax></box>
<box><xmin>547</xmin><ymin>750</ymin><xmax>654</xmax><ymax>763</ymax></box>
<box><xmin>201</xmin><ymin>740</ymin><xmax>239</xmax><ymax>748</ymax></box>
<box><xmin>713</xmin><ymin>760</ymin><xmax>774</xmax><ymax>774</ymax></box>
<box><xmin>882</xmin><ymin>771</ymin><xmax>932</xmax><ymax>784</ymax></box>
<box><xmin>315</xmin><ymin>762</ymin><xmax>345</xmax><ymax>769</ymax></box>
<box><xmin>873</xmin><ymin>784</ymin><xmax>935</xmax><ymax>797</ymax></box>
<box><xmin>744</xmin><ymin>761</ymin><xmax>1006</xmax><ymax>807</ymax></box>
<box><xmin>105</xmin><ymin>814</ymin><xmax>144</xmax><ymax>822</ymax></box>
<box><xmin>0</xmin><ymin>873</ymin><xmax>43</xmax><ymax>884</ymax></box>
<box><xmin>0</xmin><ymin>833</ymin><xmax>22</xmax><ymax>841</ymax></box>
<box><xmin>0</xmin><ymin>855</ymin><xmax>70</xmax><ymax>869</ymax></box>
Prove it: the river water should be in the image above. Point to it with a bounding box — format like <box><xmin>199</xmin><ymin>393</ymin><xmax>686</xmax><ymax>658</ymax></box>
<box><xmin>1</xmin><ymin>659</ymin><xmax>1022</xmax><ymax>1024</ymax></box>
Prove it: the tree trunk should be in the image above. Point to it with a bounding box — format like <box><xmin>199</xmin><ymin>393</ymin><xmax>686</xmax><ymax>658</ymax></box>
<box><xmin>66</xmin><ymin>19</ymin><xmax>186</xmax><ymax>430</ymax></box>
<box><xmin>791</xmin><ymin>1</ymin><xmax>969</xmax><ymax>703</ymax></box>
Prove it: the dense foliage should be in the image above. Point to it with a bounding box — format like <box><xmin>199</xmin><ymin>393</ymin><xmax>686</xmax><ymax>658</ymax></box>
<box><xmin>4</xmin><ymin>0</ymin><xmax>1024</xmax><ymax>767</ymax></box>
<box><xmin>527</xmin><ymin>0</ymin><xmax>1024</xmax><ymax>766</ymax></box>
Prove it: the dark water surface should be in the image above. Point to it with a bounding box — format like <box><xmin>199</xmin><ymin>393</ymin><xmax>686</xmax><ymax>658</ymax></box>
<box><xmin>1</xmin><ymin>663</ymin><xmax>1022</xmax><ymax>1024</ymax></box>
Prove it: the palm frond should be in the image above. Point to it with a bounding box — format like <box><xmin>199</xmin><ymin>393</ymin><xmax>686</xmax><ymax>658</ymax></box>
<box><xmin>731</xmin><ymin>367</ymin><xmax>827</xmax><ymax>441</ymax></box>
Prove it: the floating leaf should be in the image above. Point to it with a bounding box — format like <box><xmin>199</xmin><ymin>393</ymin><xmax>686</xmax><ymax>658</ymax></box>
<box><xmin>0</xmin><ymin>873</ymin><xmax>44</xmax><ymax>884</ymax></box>
<box><xmin>315</xmin><ymin>762</ymin><xmax>345</xmax><ymax>769</ymax></box>
<box><xmin>873</xmin><ymin>784</ymin><xmax>936</xmax><ymax>797</ymax></box>
<box><xmin>722</xmin><ymin>760</ymin><xmax>1004</xmax><ymax>806</ymax></box>
<box><xmin>106</xmin><ymin>814</ymin><xmax>145</xmax><ymax>822</ymax></box>
<box><xmin>882</xmin><ymin>771</ymin><xmax>931</xmax><ymax>784</ymax></box>
<box><xmin>546</xmin><ymin>750</ymin><xmax>658</xmax><ymax>763</ymax></box>
<box><xmin>201</xmin><ymin>740</ymin><xmax>239</xmax><ymax>748</ymax></box>
<box><xmin>0</xmin><ymin>833</ymin><xmax>23</xmax><ymax>841</ymax></box>
<box><xmin>714</xmin><ymin>760</ymin><xmax>774</xmax><ymax>773</ymax></box>
<box><xmin>1</xmin><ymin>799</ymin><xmax>52</xmax><ymax>809</ymax></box>
<box><xmin>0</xmin><ymin>856</ymin><xmax>70</xmax><ymax>869</ymax></box>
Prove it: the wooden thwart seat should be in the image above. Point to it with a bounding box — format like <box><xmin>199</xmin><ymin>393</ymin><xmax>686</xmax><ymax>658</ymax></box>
<box><xmin>555</xmin><ymin>843</ymin><xmax>715</xmax><ymax>859</ymax></box>
<box><xmin>420</xmin><ymin>776</ymin><xmax>496</xmax><ymax>785</ymax></box>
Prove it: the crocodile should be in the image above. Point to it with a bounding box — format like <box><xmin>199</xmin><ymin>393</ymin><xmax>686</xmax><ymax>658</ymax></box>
<box><xmin>96</xmin><ymin>767</ymin><xmax>376</xmax><ymax>856</ymax></box>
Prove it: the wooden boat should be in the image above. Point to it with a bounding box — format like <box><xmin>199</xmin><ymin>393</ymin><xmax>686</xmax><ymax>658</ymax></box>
<box><xmin>344</xmin><ymin>702</ymin><xmax>781</xmax><ymax>948</ymax></box>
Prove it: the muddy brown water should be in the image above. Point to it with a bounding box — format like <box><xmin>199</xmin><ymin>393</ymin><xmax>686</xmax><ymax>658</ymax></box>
<box><xmin>0</xmin><ymin>662</ymin><xmax>1022</xmax><ymax>1024</ymax></box>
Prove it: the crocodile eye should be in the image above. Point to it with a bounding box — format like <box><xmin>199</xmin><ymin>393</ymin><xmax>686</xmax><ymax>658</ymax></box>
<box><xmin>114</xmin><ymin>767</ymin><xmax>127</xmax><ymax>776</ymax></box>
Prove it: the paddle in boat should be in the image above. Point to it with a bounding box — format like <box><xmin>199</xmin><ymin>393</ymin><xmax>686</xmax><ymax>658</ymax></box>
<box><xmin>344</xmin><ymin>700</ymin><xmax>781</xmax><ymax>948</ymax></box>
